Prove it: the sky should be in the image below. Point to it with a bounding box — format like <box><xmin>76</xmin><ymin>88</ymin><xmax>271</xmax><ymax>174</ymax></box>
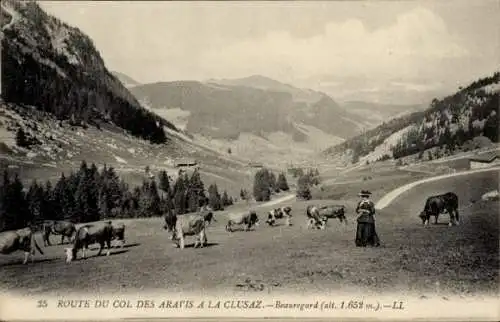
<box><xmin>40</xmin><ymin>1</ymin><xmax>500</xmax><ymax>104</ymax></box>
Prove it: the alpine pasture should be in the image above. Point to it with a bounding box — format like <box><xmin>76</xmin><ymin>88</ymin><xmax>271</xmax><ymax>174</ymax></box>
<box><xmin>1</xmin><ymin>163</ymin><xmax>497</xmax><ymax>299</ymax></box>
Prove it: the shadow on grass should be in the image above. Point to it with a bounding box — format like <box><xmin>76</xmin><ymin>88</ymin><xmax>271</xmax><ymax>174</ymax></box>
<box><xmin>122</xmin><ymin>242</ymin><xmax>141</xmax><ymax>249</ymax></box>
<box><xmin>88</xmin><ymin>243</ymin><xmax>141</xmax><ymax>251</ymax></box>
<box><xmin>0</xmin><ymin>257</ymin><xmax>59</xmax><ymax>267</ymax></box>
<box><xmin>75</xmin><ymin>249</ymin><xmax>130</xmax><ymax>261</ymax></box>
<box><xmin>175</xmin><ymin>242</ymin><xmax>219</xmax><ymax>249</ymax></box>
<box><xmin>422</xmin><ymin>222</ymin><xmax>456</xmax><ymax>227</ymax></box>
<box><xmin>268</xmin><ymin>223</ymin><xmax>296</xmax><ymax>228</ymax></box>
<box><xmin>227</xmin><ymin>227</ymin><xmax>258</xmax><ymax>232</ymax></box>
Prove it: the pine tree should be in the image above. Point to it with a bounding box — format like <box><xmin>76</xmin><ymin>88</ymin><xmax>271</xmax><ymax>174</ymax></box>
<box><xmin>484</xmin><ymin>112</ymin><xmax>499</xmax><ymax>142</ymax></box>
<box><xmin>208</xmin><ymin>184</ymin><xmax>222</xmax><ymax>210</ymax></box>
<box><xmin>172</xmin><ymin>175</ymin><xmax>187</xmax><ymax>214</ymax></box>
<box><xmin>188</xmin><ymin>169</ymin><xmax>206</xmax><ymax>210</ymax></box>
<box><xmin>253</xmin><ymin>169</ymin><xmax>271</xmax><ymax>202</ymax></box>
<box><xmin>158</xmin><ymin>170</ymin><xmax>171</xmax><ymax>196</ymax></box>
<box><xmin>148</xmin><ymin>179</ymin><xmax>162</xmax><ymax>216</ymax></box>
<box><xmin>277</xmin><ymin>172</ymin><xmax>289</xmax><ymax>191</ymax></box>
<box><xmin>54</xmin><ymin>173</ymin><xmax>75</xmax><ymax>221</ymax></box>
<box><xmin>221</xmin><ymin>190</ymin><xmax>230</xmax><ymax>206</ymax></box>
<box><xmin>269</xmin><ymin>172</ymin><xmax>277</xmax><ymax>193</ymax></box>
<box><xmin>15</xmin><ymin>128</ymin><xmax>29</xmax><ymax>148</ymax></box>
<box><xmin>27</xmin><ymin>179</ymin><xmax>44</xmax><ymax>223</ymax></box>
<box><xmin>42</xmin><ymin>180</ymin><xmax>55</xmax><ymax>220</ymax></box>
<box><xmin>0</xmin><ymin>170</ymin><xmax>10</xmax><ymax>231</ymax></box>
<box><xmin>7</xmin><ymin>173</ymin><xmax>30</xmax><ymax>228</ymax></box>
<box><xmin>296</xmin><ymin>174</ymin><xmax>311</xmax><ymax>200</ymax></box>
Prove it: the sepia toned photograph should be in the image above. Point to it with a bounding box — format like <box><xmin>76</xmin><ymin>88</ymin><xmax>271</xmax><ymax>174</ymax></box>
<box><xmin>0</xmin><ymin>0</ymin><xmax>498</xmax><ymax>321</ymax></box>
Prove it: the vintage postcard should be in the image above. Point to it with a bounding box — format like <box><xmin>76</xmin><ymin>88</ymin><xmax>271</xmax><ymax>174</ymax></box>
<box><xmin>0</xmin><ymin>0</ymin><xmax>499</xmax><ymax>321</ymax></box>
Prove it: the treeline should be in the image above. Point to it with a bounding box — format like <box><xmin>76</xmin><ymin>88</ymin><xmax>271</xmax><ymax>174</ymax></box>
<box><xmin>252</xmin><ymin>168</ymin><xmax>290</xmax><ymax>202</ymax></box>
<box><xmin>0</xmin><ymin>161</ymin><xmax>234</xmax><ymax>232</ymax></box>
<box><xmin>1</xmin><ymin>1</ymin><xmax>175</xmax><ymax>144</ymax></box>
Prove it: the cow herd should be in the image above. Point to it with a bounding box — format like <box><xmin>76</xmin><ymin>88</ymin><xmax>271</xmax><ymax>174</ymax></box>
<box><xmin>0</xmin><ymin>220</ymin><xmax>126</xmax><ymax>265</ymax></box>
<box><xmin>161</xmin><ymin>204</ymin><xmax>350</xmax><ymax>250</ymax></box>
<box><xmin>0</xmin><ymin>191</ymin><xmax>463</xmax><ymax>265</ymax></box>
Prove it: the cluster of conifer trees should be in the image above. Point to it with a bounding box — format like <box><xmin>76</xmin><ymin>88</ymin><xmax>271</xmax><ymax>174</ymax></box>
<box><xmin>0</xmin><ymin>161</ymin><xmax>234</xmax><ymax>232</ymax></box>
<box><xmin>252</xmin><ymin>168</ymin><xmax>290</xmax><ymax>202</ymax></box>
<box><xmin>295</xmin><ymin>168</ymin><xmax>320</xmax><ymax>200</ymax></box>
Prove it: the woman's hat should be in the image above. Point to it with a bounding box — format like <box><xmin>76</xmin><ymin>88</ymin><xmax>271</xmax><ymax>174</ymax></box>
<box><xmin>358</xmin><ymin>190</ymin><xmax>372</xmax><ymax>197</ymax></box>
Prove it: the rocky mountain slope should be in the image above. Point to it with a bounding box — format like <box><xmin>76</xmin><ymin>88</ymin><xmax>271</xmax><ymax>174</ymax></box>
<box><xmin>323</xmin><ymin>72</ymin><xmax>500</xmax><ymax>165</ymax></box>
<box><xmin>0</xmin><ymin>0</ymin><xmax>252</xmax><ymax>194</ymax></box>
<box><xmin>1</xmin><ymin>0</ymin><xmax>174</xmax><ymax>144</ymax></box>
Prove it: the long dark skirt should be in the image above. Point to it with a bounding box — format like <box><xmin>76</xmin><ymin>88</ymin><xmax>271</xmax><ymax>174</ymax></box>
<box><xmin>355</xmin><ymin>222</ymin><xmax>380</xmax><ymax>247</ymax></box>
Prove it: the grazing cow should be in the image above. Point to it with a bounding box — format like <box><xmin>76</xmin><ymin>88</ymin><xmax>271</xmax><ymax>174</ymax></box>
<box><xmin>0</xmin><ymin>227</ymin><xmax>44</xmax><ymax>264</ymax></box>
<box><xmin>266</xmin><ymin>208</ymin><xmax>280</xmax><ymax>226</ymax></box>
<box><xmin>64</xmin><ymin>221</ymin><xmax>114</xmax><ymax>263</ymax></box>
<box><xmin>42</xmin><ymin>220</ymin><xmax>76</xmax><ymax>246</ymax></box>
<box><xmin>163</xmin><ymin>214</ymin><xmax>207</xmax><ymax>249</ymax></box>
<box><xmin>226</xmin><ymin>210</ymin><xmax>259</xmax><ymax>232</ymax></box>
<box><xmin>418</xmin><ymin>192</ymin><xmax>460</xmax><ymax>226</ymax></box>
<box><xmin>317</xmin><ymin>205</ymin><xmax>347</xmax><ymax>224</ymax></box>
<box><xmin>198</xmin><ymin>205</ymin><xmax>216</xmax><ymax>226</ymax></box>
<box><xmin>266</xmin><ymin>206</ymin><xmax>293</xmax><ymax>226</ymax></box>
<box><xmin>306</xmin><ymin>205</ymin><xmax>327</xmax><ymax>229</ymax></box>
<box><xmin>111</xmin><ymin>223</ymin><xmax>126</xmax><ymax>248</ymax></box>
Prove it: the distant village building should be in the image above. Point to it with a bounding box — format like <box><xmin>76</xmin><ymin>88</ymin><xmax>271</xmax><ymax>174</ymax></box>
<box><xmin>248</xmin><ymin>162</ymin><xmax>263</xmax><ymax>168</ymax></box>
<box><xmin>468</xmin><ymin>151</ymin><xmax>500</xmax><ymax>170</ymax></box>
<box><xmin>174</xmin><ymin>158</ymin><xmax>198</xmax><ymax>168</ymax></box>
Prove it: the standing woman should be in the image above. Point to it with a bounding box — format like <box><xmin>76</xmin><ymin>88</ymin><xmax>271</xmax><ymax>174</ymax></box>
<box><xmin>355</xmin><ymin>190</ymin><xmax>381</xmax><ymax>247</ymax></box>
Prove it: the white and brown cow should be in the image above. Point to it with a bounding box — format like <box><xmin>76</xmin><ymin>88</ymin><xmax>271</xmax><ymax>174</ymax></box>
<box><xmin>306</xmin><ymin>205</ymin><xmax>328</xmax><ymax>230</ymax></box>
<box><xmin>0</xmin><ymin>227</ymin><xmax>44</xmax><ymax>264</ymax></box>
<box><xmin>226</xmin><ymin>210</ymin><xmax>260</xmax><ymax>232</ymax></box>
<box><xmin>64</xmin><ymin>221</ymin><xmax>114</xmax><ymax>263</ymax></box>
<box><xmin>266</xmin><ymin>206</ymin><xmax>293</xmax><ymax>226</ymax></box>
<box><xmin>164</xmin><ymin>214</ymin><xmax>208</xmax><ymax>249</ymax></box>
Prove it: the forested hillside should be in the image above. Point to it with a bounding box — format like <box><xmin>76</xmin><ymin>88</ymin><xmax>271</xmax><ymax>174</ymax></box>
<box><xmin>324</xmin><ymin>72</ymin><xmax>499</xmax><ymax>163</ymax></box>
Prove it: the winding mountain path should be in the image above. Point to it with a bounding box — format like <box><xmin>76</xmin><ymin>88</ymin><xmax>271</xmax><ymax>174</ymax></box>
<box><xmin>375</xmin><ymin>167</ymin><xmax>500</xmax><ymax>210</ymax></box>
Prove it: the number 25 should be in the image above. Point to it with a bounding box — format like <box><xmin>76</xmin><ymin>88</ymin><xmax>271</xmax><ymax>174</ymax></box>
<box><xmin>37</xmin><ymin>300</ymin><xmax>48</xmax><ymax>308</ymax></box>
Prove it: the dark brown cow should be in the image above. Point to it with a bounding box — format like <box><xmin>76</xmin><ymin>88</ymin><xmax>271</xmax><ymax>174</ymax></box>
<box><xmin>419</xmin><ymin>192</ymin><xmax>460</xmax><ymax>226</ymax></box>
<box><xmin>198</xmin><ymin>205</ymin><xmax>216</xmax><ymax>226</ymax></box>
<box><xmin>42</xmin><ymin>220</ymin><xmax>76</xmax><ymax>246</ymax></box>
<box><xmin>64</xmin><ymin>221</ymin><xmax>114</xmax><ymax>263</ymax></box>
<box><xmin>266</xmin><ymin>206</ymin><xmax>293</xmax><ymax>226</ymax></box>
<box><xmin>317</xmin><ymin>205</ymin><xmax>347</xmax><ymax>224</ymax></box>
